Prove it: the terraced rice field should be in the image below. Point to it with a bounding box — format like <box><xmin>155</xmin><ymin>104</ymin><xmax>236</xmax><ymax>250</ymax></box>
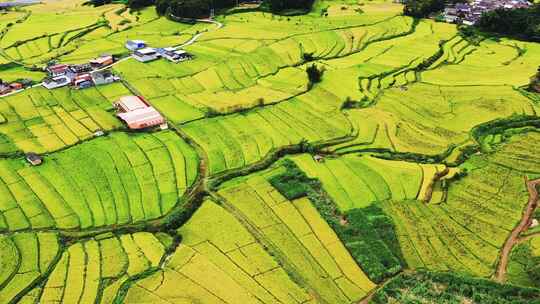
<box><xmin>1</xmin><ymin>0</ymin><xmax>540</xmax><ymax>302</ymax></box>
<box><xmin>0</xmin><ymin>85</ymin><xmax>130</xmax><ymax>155</ymax></box>
<box><xmin>12</xmin><ymin>232</ymin><xmax>168</xmax><ymax>304</ymax></box>
<box><xmin>124</xmin><ymin>199</ymin><xmax>374</xmax><ymax>303</ymax></box>
<box><xmin>0</xmin><ymin>131</ymin><xmax>198</xmax><ymax>232</ymax></box>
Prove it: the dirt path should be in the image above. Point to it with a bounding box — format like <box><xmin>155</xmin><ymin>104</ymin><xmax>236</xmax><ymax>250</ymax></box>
<box><xmin>494</xmin><ymin>177</ymin><xmax>540</xmax><ymax>283</ymax></box>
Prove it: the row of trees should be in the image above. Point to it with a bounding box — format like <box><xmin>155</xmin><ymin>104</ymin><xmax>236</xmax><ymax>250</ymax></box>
<box><xmin>477</xmin><ymin>4</ymin><xmax>540</xmax><ymax>42</ymax></box>
<box><xmin>157</xmin><ymin>0</ymin><xmax>315</xmax><ymax>17</ymax></box>
<box><xmin>265</xmin><ymin>0</ymin><xmax>314</xmax><ymax>13</ymax></box>
<box><xmin>90</xmin><ymin>0</ymin><xmax>315</xmax><ymax>18</ymax></box>
<box><xmin>89</xmin><ymin>0</ymin><xmax>154</xmax><ymax>8</ymax></box>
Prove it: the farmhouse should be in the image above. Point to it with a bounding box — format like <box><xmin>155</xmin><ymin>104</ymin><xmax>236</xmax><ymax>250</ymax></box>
<box><xmin>73</xmin><ymin>74</ymin><xmax>94</xmax><ymax>89</ymax></box>
<box><xmin>90</xmin><ymin>55</ymin><xmax>114</xmax><ymax>69</ymax></box>
<box><xmin>115</xmin><ymin>95</ymin><xmax>165</xmax><ymax>129</ymax></box>
<box><xmin>46</xmin><ymin>64</ymin><xmax>68</xmax><ymax>77</ymax></box>
<box><xmin>91</xmin><ymin>70</ymin><xmax>118</xmax><ymax>85</ymax></box>
<box><xmin>125</xmin><ymin>40</ymin><xmax>146</xmax><ymax>51</ymax></box>
<box><xmin>66</xmin><ymin>64</ymin><xmax>93</xmax><ymax>80</ymax></box>
<box><xmin>43</xmin><ymin>75</ymin><xmax>70</xmax><ymax>90</ymax></box>
<box><xmin>133</xmin><ymin>48</ymin><xmax>160</xmax><ymax>62</ymax></box>
<box><xmin>25</xmin><ymin>153</ymin><xmax>42</xmax><ymax>166</ymax></box>
<box><xmin>9</xmin><ymin>82</ymin><xmax>23</xmax><ymax>90</ymax></box>
<box><xmin>0</xmin><ymin>83</ymin><xmax>11</xmax><ymax>95</ymax></box>
<box><xmin>157</xmin><ymin>47</ymin><xmax>194</xmax><ymax>63</ymax></box>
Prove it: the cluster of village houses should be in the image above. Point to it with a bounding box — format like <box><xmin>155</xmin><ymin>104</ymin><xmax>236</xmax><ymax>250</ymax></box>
<box><xmin>40</xmin><ymin>40</ymin><xmax>189</xmax><ymax>133</ymax></box>
<box><xmin>43</xmin><ymin>55</ymin><xmax>118</xmax><ymax>90</ymax></box>
<box><xmin>12</xmin><ymin>40</ymin><xmax>195</xmax><ymax>166</ymax></box>
<box><xmin>443</xmin><ymin>0</ymin><xmax>532</xmax><ymax>25</ymax></box>
<box><xmin>42</xmin><ymin>40</ymin><xmax>193</xmax><ymax>91</ymax></box>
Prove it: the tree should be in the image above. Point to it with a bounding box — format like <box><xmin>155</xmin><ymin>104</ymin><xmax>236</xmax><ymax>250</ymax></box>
<box><xmin>128</xmin><ymin>0</ymin><xmax>156</xmax><ymax>9</ymax></box>
<box><xmin>530</xmin><ymin>66</ymin><xmax>540</xmax><ymax>93</ymax></box>
<box><xmin>266</xmin><ymin>0</ymin><xmax>315</xmax><ymax>13</ymax></box>
<box><xmin>306</xmin><ymin>64</ymin><xmax>323</xmax><ymax>85</ymax></box>
<box><xmin>403</xmin><ymin>0</ymin><xmax>445</xmax><ymax>18</ymax></box>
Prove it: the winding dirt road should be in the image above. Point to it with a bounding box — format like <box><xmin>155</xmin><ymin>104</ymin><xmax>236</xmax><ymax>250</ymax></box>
<box><xmin>494</xmin><ymin>177</ymin><xmax>540</xmax><ymax>283</ymax></box>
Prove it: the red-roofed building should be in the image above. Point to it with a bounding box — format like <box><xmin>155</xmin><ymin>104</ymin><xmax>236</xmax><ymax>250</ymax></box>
<box><xmin>46</xmin><ymin>64</ymin><xmax>68</xmax><ymax>77</ymax></box>
<box><xmin>115</xmin><ymin>96</ymin><xmax>165</xmax><ymax>129</ymax></box>
<box><xmin>73</xmin><ymin>73</ymin><xmax>94</xmax><ymax>89</ymax></box>
<box><xmin>9</xmin><ymin>82</ymin><xmax>23</xmax><ymax>90</ymax></box>
<box><xmin>117</xmin><ymin>107</ymin><xmax>165</xmax><ymax>129</ymax></box>
<box><xmin>90</xmin><ymin>55</ymin><xmax>114</xmax><ymax>68</ymax></box>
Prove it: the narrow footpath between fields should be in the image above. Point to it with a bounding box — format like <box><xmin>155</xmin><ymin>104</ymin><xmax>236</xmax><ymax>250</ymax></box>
<box><xmin>494</xmin><ymin>177</ymin><xmax>540</xmax><ymax>283</ymax></box>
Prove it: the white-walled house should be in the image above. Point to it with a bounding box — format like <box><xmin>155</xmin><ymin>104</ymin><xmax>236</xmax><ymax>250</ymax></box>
<box><xmin>133</xmin><ymin>48</ymin><xmax>160</xmax><ymax>63</ymax></box>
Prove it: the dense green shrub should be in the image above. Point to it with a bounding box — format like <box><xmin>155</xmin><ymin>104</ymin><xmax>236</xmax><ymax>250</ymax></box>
<box><xmin>371</xmin><ymin>270</ymin><xmax>540</xmax><ymax>303</ymax></box>
<box><xmin>268</xmin><ymin>161</ymin><xmax>311</xmax><ymax>200</ymax></box>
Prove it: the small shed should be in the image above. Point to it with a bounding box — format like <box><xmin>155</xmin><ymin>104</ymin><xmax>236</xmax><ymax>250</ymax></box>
<box><xmin>125</xmin><ymin>40</ymin><xmax>146</xmax><ymax>51</ymax></box>
<box><xmin>94</xmin><ymin>130</ymin><xmax>105</xmax><ymax>137</ymax></box>
<box><xmin>26</xmin><ymin>153</ymin><xmax>43</xmax><ymax>166</ymax></box>
<box><xmin>313</xmin><ymin>155</ymin><xmax>324</xmax><ymax>163</ymax></box>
